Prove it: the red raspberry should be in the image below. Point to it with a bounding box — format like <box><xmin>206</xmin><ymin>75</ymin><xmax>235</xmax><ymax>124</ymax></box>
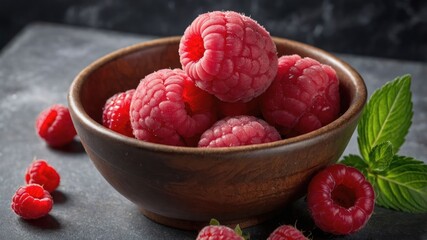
<box><xmin>267</xmin><ymin>225</ymin><xmax>307</xmax><ymax>240</ymax></box>
<box><xmin>179</xmin><ymin>10</ymin><xmax>278</xmax><ymax>103</ymax></box>
<box><xmin>198</xmin><ymin>115</ymin><xmax>281</xmax><ymax>147</ymax></box>
<box><xmin>130</xmin><ymin>68</ymin><xmax>217</xmax><ymax>146</ymax></box>
<box><xmin>25</xmin><ymin>159</ymin><xmax>60</xmax><ymax>193</ymax></box>
<box><xmin>196</xmin><ymin>225</ymin><xmax>243</xmax><ymax>240</ymax></box>
<box><xmin>11</xmin><ymin>184</ymin><xmax>53</xmax><ymax>219</ymax></box>
<box><xmin>307</xmin><ymin>164</ymin><xmax>375</xmax><ymax>235</ymax></box>
<box><xmin>261</xmin><ymin>54</ymin><xmax>340</xmax><ymax>137</ymax></box>
<box><xmin>35</xmin><ymin>104</ymin><xmax>77</xmax><ymax>147</ymax></box>
<box><xmin>102</xmin><ymin>89</ymin><xmax>135</xmax><ymax>137</ymax></box>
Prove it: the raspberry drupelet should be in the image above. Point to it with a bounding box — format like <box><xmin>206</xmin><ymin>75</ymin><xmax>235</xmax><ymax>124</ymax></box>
<box><xmin>130</xmin><ymin>68</ymin><xmax>217</xmax><ymax>146</ymax></box>
<box><xmin>179</xmin><ymin>10</ymin><xmax>278</xmax><ymax>103</ymax></box>
<box><xmin>261</xmin><ymin>54</ymin><xmax>340</xmax><ymax>137</ymax></box>
<box><xmin>198</xmin><ymin>115</ymin><xmax>281</xmax><ymax>147</ymax></box>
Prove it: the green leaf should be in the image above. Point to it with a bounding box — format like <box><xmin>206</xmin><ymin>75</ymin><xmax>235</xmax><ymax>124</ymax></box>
<box><xmin>369</xmin><ymin>141</ymin><xmax>394</xmax><ymax>173</ymax></box>
<box><xmin>370</xmin><ymin>155</ymin><xmax>427</xmax><ymax>213</ymax></box>
<box><xmin>209</xmin><ymin>218</ymin><xmax>220</xmax><ymax>226</ymax></box>
<box><xmin>234</xmin><ymin>225</ymin><xmax>250</xmax><ymax>240</ymax></box>
<box><xmin>340</xmin><ymin>154</ymin><xmax>369</xmax><ymax>176</ymax></box>
<box><xmin>209</xmin><ymin>219</ymin><xmax>249</xmax><ymax>239</ymax></box>
<box><xmin>234</xmin><ymin>224</ymin><xmax>243</xmax><ymax>236</ymax></box>
<box><xmin>357</xmin><ymin>74</ymin><xmax>413</xmax><ymax>160</ymax></box>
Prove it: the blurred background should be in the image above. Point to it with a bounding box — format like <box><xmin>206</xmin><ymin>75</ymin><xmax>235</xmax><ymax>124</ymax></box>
<box><xmin>1</xmin><ymin>0</ymin><xmax>426</xmax><ymax>62</ymax></box>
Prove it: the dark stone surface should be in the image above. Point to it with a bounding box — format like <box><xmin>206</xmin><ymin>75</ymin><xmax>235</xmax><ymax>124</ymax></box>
<box><xmin>0</xmin><ymin>23</ymin><xmax>426</xmax><ymax>239</ymax></box>
<box><xmin>1</xmin><ymin>0</ymin><xmax>427</xmax><ymax>62</ymax></box>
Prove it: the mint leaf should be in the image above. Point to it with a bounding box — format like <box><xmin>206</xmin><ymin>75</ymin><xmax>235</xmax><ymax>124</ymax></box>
<box><xmin>343</xmin><ymin>74</ymin><xmax>427</xmax><ymax>213</ymax></box>
<box><xmin>369</xmin><ymin>141</ymin><xmax>394</xmax><ymax>173</ymax></box>
<box><xmin>340</xmin><ymin>154</ymin><xmax>369</xmax><ymax>176</ymax></box>
<box><xmin>370</xmin><ymin>155</ymin><xmax>427</xmax><ymax>213</ymax></box>
<box><xmin>357</xmin><ymin>75</ymin><xmax>413</xmax><ymax>160</ymax></box>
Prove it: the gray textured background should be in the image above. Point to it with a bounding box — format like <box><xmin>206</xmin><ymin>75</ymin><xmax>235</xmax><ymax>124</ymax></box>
<box><xmin>1</xmin><ymin>0</ymin><xmax>427</xmax><ymax>62</ymax></box>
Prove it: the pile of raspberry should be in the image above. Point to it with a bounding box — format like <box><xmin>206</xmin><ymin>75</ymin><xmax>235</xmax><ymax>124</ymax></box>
<box><xmin>102</xmin><ymin>10</ymin><xmax>341</xmax><ymax>148</ymax></box>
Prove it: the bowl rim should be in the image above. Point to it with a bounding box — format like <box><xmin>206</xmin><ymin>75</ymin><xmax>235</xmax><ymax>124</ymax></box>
<box><xmin>68</xmin><ymin>36</ymin><xmax>367</xmax><ymax>154</ymax></box>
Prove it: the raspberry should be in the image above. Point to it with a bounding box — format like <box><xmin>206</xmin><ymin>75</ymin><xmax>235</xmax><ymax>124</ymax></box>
<box><xmin>261</xmin><ymin>54</ymin><xmax>340</xmax><ymax>137</ymax></box>
<box><xmin>198</xmin><ymin>115</ymin><xmax>281</xmax><ymax>147</ymax></box>
<box><xmin>11</xmin><ymin>184</ymin><xmax>53</xmax><ymax>219</ymax></box>
<box><xmin>267</xmin><ymin>225</ymin><xmax>307</xmax><ymax>240</ymax></box>
<box><xmin>25</xmin><ymin>159</ymin><xmax>60</xmax><ymax>193</ymax></box>
<box><xmin>179</xmin><ymin>10</ymin><xmax>278</xmax><ymax>103</ymax></box>
<box><xmin>130</xmin><ymin>68</ymin><xmax>217</xmax><ymax>146</ymax></box>
<box><xmin>196</xmin><ymin>225</ymin><xmax>243</xmax><ymax>240</ymax></box>
<box><xmin>102</xmin><ymin>89</ymin><xmax>135</xmax><ymax>137</ymax></box>
<box><xmin>307</xmin><ymin>164</ymin><xmax>375</xmax><ymax>235</ymax></box>
<box><xmin>35</xmin><ymin>104</ymin><xmax>77</xmax><ymax>147</ymax></box>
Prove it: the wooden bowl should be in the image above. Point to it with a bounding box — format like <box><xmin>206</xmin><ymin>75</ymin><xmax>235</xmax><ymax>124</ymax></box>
<box><xmin>68</xmin><ymin>36</ymin><xmax>367</xmax><ymax>230</ymax></box>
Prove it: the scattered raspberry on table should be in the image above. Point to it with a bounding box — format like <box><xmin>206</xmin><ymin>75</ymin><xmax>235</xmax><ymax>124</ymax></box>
<box><xmin>267</xmin><ymin>224</ymin><xmax>307</xmax><ymax>240</ymax></box>
<box><xmin>102</xmin><ymin>89</ymin><xmax>135</xmax><ymax>137</ymax></box>
<box><xmin>198</xmin><ymin>115</ymin><xmax>281</xmax><ymax>147</ymax></box>
<box><xmin>179</xmin><ymin>10</ymin><xmax>278</xmax><ymax>103</ymax></box>
<box><xmin>11</xmin><ymin>184</ymin><xmax>53</xmax><ymax>219</ymax></box>
<box><xmin>307</xmin><ymin>164</ymin><xmax>375</xmax><ymax>235</ymax></box>
<box><xmin>35</xmin><ymin>104</ymin><xmax>77</xmax><ymax>147</ymax></box>
<box><xmin>130</xmin><ymin>68</ymin><xmax>217</xmax><ymax>146</ymax></box>
<box><xmin>261</xmin><ymin>54</ymin><xmax>340</xmax><ymax>137</ymax></box>
<box><xmin>196</xmin><ymin>224</ymin><xmax>244</xmax><ymax>240</ymax></box>
<box><xmin>25</xmin><ymin>159</ymin><xmax>60</xmax><ymax>193</ymax></box>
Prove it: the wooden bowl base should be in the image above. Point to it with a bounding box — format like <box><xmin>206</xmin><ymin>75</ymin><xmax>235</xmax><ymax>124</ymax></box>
<box><xmin>140</xmin><ymin>208</ymin><xmax>276</xmax><ymax>231</ymax></box>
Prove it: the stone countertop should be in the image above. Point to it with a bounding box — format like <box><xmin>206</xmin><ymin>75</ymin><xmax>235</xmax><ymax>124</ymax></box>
<box><xmin>0</xmin><ymin>22</ymin><xmax>426</xmax><ymax>240</ymax></box>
